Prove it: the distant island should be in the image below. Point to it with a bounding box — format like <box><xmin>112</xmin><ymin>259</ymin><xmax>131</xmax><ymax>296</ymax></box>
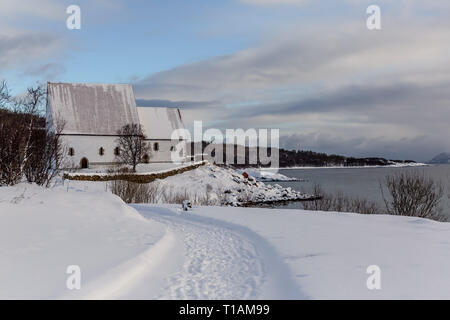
<box><xmin>277</xmin><ymin>149</ymin><xmax>419</xmax><ymax>168</ymax></box>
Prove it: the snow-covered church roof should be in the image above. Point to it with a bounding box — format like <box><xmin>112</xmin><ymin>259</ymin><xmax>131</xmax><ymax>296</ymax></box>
<box><xmin>137</xmin><ymin>107</ymin><xmax>185</xmax><ymax>139</ymax></box>
<box><xmin>47</xmin><ymin>82</ymin><xmax>140</xmax><ymax>135</ymax></box>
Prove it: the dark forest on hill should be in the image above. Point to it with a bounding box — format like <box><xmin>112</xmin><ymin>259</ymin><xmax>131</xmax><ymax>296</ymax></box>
<box><xmin>190</xmin><ymin>142</ymin><xmax>416</xmax><ymax>168</ymax></box>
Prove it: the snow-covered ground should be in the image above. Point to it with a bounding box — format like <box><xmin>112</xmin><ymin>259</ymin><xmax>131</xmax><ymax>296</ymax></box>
<box><xmin>0</xmin><ymin>184</ymin><xmax>166</xmax><ymax>299</ymax></box>
<box><xmin>177</xmin><ymin>205</ymin><xmax>450</xmax><ymax>299</ymax></box>
<box><xmin>236</xmin><ymin>168</ymin><xmax>300</xmax><ymax>182</ymax></box>
<box><xmin>64</xmin><ymin>163</ymin><xmax>315</xmax><ymax>205</ymax></box>
<box><xmin>2</xmin><ymin>183</ymin><xmax>450</xmax><ymax>299</ymax></box>
<box><xmin>148</xmin><ymin>164</ymin><xmax>314</xmax><ymax>205</ymax></box>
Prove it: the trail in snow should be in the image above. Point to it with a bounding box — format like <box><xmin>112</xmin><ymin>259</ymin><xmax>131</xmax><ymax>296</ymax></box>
<box><xmin>138</xmin><ymin>206</ymin><xmax>262</xmax><ymax>299</ymax></box>
<box><xmin>133</xmin><ymin>205</ymin><xmax>304</xmax><ymax>300</ymax></box>
<box><xmin>65</xmin><ymin>204</ymin><xmax>303</xmax><ymax>300</ymax></box>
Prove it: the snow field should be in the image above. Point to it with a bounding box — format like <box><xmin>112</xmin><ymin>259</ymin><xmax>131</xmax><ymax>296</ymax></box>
<box><xmin>185</xmin><ymin>206</ymin><xmax>450</xmax><ymax>299</ymax></box>
<box><xmin>3</xmin><ymin>178</ymin><xmax>450</xmax><ymax>299</ymax></box>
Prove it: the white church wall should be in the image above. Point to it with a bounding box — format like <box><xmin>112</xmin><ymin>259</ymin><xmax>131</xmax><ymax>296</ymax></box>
<box><xmin>62</xmin><ymin>135</ymin><xmax>119</xmax><ymax>167</ymax></box>
<box><xmin>62</xmin><ymin>136</ymin><xmax>188</xmax><ymax>168</ymax></box>
<box><xmin>146</xmin><ymin>140</ymin><xmax>188</xmax><ymax>163</ymax></box>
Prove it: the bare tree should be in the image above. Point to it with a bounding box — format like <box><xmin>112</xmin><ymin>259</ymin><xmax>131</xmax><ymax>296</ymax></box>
<box><xmin>115</xmin><ymin>123</ymin><xmax>150</xmax><ymax>171</ymax></box>
<box><xmin>0</xmin><ymin>82</ymin><xmax>65</xmax><ymax>187</ymax></box>
<box><xmin>0</xmin><ymin>84</ymin><xmax>47</xmax><ymax>183</ymax></box>
<box><xmin>0</xmin><ymin>109</ymin><xmax>26</xmax><ymax>185</ymax></box>
<box><xmin>0</xmin><ymin>80</ymin><xmax>11</xmax><ymax>108</ymax></box>
<box><xmin>15</xmin><ymin>85</ymin><xmax>47</xmax><ymax>178</ymax></box>
<box><xmin>381</xmin><ymin>171</ymin><xmax>446</xmax><ymax>221</ymax></box>
<box><xmin>24</xmin><ymin>118</ymin><xmax>67</xmax><ymax>187</ymax></box>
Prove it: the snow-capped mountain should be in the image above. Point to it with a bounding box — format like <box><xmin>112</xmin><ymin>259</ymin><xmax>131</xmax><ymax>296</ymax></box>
<box><xmin>429</xmin><ymin>153</ymin><xmax>450</xmax><ymax>164</ymax></box>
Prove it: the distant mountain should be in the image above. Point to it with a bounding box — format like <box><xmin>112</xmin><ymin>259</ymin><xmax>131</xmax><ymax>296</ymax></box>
<box><xmin>429</xmin><ymin>153</ymin><xmax>450</xmax><ymax>164</ymax></box>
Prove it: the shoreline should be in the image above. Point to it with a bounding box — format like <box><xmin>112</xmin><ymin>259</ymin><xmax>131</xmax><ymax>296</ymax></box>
<box><xmin>242</xmin><ymin>195</ymin><xmax>322</xmax><ymax>207</ymax></box>
<box><xmin>277</xmin><ymin>163</ymin><xmax>430</xmax><ymax>170</ymax></box>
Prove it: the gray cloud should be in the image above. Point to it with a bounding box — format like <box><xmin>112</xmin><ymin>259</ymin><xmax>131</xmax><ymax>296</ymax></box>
<box><xmin>135</xmin><ymin>21</ymin><xmax>450</xmax><ymax>100</ymax></box>
<box><xmin>133</xmin><ymin>12</ymin><xmax>450</xmax><ymax>162</ymax></box>
<box><xmin>0</xmin><ymin>0</ymin><xmax>65</xmax><ymax>21</ymax></box>
<box><xmin>238</xmin><ymin>0</ymin><xmax>308</xmax><ymax>5</ymax></box>
<box><xmin>0</xmin><ymin>32</ymin><xmax>64</xmax><ymax>72</ymax></box>
<box><xmin>280</xmin><ymin>133</ymin><xmax>447</xmax><ymax>162</ymax></box>
<box><xmin>136</xmin><ymin>99</ymin><xmax>218</xmax><ymax>110</ymax></box>
<box><xmin>226</xmin><ymin>82</ymin><xmax>419</xmax><ymax>118</ymax></box>
<box><xmin>22</xmin><ymin>63</ymin><xmax>66</xmax><ymax>80</ymax></box>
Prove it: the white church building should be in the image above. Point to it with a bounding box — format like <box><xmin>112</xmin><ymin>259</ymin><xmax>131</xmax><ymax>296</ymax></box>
<box><xmin>46</xmin><ymin>82</ymin><xmax>187</xmax><ymax>168</ymax></box>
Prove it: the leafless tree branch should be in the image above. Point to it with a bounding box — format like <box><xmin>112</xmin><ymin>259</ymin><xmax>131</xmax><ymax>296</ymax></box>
<box><xmin>115</xmin><ymin>123</ymin><xmax>151</xmax><ymax>171</ymax></box>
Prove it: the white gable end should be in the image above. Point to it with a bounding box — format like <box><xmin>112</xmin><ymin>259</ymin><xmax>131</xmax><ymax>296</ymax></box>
<box><xmin>137</xmin><ymin>107</ymin><xmax>185</xmax><ymax>139</ymax></box>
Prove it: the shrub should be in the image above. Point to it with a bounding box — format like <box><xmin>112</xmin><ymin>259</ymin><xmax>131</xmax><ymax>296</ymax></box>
<box><xmin>302</xmin><ymin>184</ymin><xmax>381</xmax><ymax>215</ymax></box>
<box><xmin>381</xmin><ymin>171</ymin><xmax>446</xmax><ymax>221</ymax></box>
<box><xmin>109</xmin><ymin>180</ymin><xmax>160</xmax><ymax>204</ymax></box>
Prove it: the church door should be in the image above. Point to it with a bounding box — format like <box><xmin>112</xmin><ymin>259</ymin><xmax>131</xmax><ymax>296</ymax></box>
<box><xmin>80</xmin><ymin>157</ymin><xmax>89</xmax><ymax>169</ymax></box>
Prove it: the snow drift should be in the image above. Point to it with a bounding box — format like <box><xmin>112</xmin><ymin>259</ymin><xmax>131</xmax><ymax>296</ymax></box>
<box><xmin>0</xmin><ymin>184</ymin><xmax>166</xmax><ymax>299</ymax></box>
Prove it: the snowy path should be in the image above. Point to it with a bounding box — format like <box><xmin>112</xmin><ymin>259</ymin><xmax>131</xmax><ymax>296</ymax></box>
<box><xmin>133</xmin><ymin>205</ymin><xmax>304</xmax><ymax>299</ymax></box>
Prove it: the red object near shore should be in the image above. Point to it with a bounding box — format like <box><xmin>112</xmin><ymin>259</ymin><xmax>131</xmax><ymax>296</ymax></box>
<box><xmin>242</xmin><ymin>172</ymin><xmax>249</xmax><ymax>179</ymax></box>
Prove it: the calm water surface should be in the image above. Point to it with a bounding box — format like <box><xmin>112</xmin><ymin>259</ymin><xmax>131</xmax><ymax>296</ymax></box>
<box><xmin>269</xmin><ymin>164</ymin><xmax>450</xmax><ymax>215</ymax></box>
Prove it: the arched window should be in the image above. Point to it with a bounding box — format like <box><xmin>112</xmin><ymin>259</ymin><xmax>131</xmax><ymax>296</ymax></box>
<box><xmin>153</xmin><ymin>142</ymin><xmax>159</xmax><ymax>151</ymax></box>
<box><xmin>68</xmin><ymin>148</ymin><xmax>75</xmax><ymax>156</ymax></box>
<box><xmin>114</xmin><ymin>147</ymin><xmax>120</xmax><ymax>156</ymax></box>
<box><xmin>99</xmin><ymin>147</ymin><xmax>104</xmax><ymax>156</ymax></box>
<box><xmin>142</xmin><ymin>154</ymin><xmax>150</xmax><ymax>163</ymax></box>
<box><xmin>170</xmin><ymin>146</ymin><xmax>175</xmax><ymax>152</ymax></box>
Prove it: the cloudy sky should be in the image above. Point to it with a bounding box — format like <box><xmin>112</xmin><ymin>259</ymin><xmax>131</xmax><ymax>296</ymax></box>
<box><xmin>1</xmin><ymin>0</ymin><xmax>450</xmax><ymax>161</ymax></box>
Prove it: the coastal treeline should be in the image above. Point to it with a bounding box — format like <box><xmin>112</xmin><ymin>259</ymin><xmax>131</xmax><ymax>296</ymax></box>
<box><xmin>192</xmin><ymin>142</ymin><xmax>417</xmax><ymax>168</ymax></box>
<box><xmin>278</xmin><ymin>149</ymin><xmax>415</xmax><ymax>167</ymax></box>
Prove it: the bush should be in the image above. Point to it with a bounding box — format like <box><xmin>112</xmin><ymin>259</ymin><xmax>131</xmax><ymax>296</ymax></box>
<box><xmin>110</xmin><ymin>180</ymin><xmax>219</xmax><ymax>206</ymax></box>
<box><xmin>23</xmin><ymin>120</ymin><xmax>66</xmax><ymax>187</ymax></box>
<box><xmin>382</xmin><ymin>171</ymin><xmax>446</xmax><ymax>221</ymax></box>
<box><xmin>109</xmin><ymin>180</ymin><xmax>160</xmax><ymax>204</ymax></box>
<box><xmin>302</xmin><ymin>184</ymin><xmax>381</xmax><ymax>215</ymax></box>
